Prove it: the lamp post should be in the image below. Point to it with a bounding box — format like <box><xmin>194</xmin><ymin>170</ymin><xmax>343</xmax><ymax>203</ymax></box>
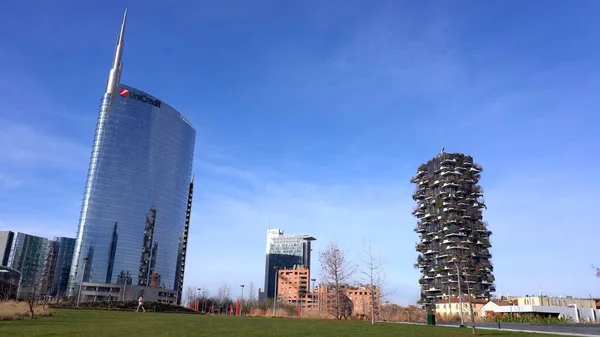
<box><xmin>197</xmin><ymin>288</ymin><xmax>202</xmax><ymax>312</ymax></box>
<box><xmin>77</xmin><ymin>256</ymin><xmax>89</xmax><ymax>308</ymax></box>
<box><xmin>240</xmin><ymin>284</ymin><xmax>245</xmax><ymax>316</ymax></box>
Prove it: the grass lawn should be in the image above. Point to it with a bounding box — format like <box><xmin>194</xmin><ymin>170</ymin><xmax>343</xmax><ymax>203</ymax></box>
<box><xmin>0</xmin><ymin>309</ymin><xmax>562</xmax><ymax>337</ymax></box>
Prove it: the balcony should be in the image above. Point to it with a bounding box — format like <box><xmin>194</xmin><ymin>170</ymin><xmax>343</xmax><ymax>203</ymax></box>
<box><xmin>425</xmin><ymin>287</ymin><xmax>441</xmax><ymax>292</ymax></box>
<box><xmin>445</xmin><ymin>245</ymin><xmax>469</xmax><ymax>250</ymax></box>
<box><xmin>412</xmin><ymin>193</ymin><xmax>425</xmax><ymax>200</ymax></box>
<box><xmin>442</xmin><ymin>182</ymin><xmax>459</xmax><ymax>188</ymax></box>
<box><xmin>432</xmin><ymin>180</ymin><xmax>440</xmax><ymax>186</ymax></box>
<box><xmin>444</xmin><ymin>232</ymin><xmax>467</xmax><ymax>238</ymax></box>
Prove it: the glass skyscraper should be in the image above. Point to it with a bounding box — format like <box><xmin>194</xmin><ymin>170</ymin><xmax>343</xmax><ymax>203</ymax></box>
<box><xmin>67</xmin><ymin>10</ymin><xmax>196</xmax><ymax>297</ymax></box>
<box><xmin>261</xmin><ymin>229</ymin><xmax>316</xmax><ymax>300</ymax></box>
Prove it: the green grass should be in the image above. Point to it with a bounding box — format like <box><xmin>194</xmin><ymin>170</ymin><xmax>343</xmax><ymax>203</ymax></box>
<box><xmin>0</xmin><ymin>309</ymin><xmax>562</xmax><ymax>337</ymax></box>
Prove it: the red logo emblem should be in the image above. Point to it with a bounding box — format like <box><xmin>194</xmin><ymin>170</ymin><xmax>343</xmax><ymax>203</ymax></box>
<box><xmin>119</xmin><ymin>88</ymin><xmax>129</xmax><ymax>97</ymax></box>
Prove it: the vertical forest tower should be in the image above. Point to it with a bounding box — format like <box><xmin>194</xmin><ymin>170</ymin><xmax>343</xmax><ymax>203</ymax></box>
<box><xmin>411</xmin><ymin>150</ymin><xmax>495</xmax><ymax>305</ymax></box>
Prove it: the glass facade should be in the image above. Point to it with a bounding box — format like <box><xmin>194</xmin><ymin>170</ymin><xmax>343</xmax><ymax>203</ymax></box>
<box><xmin>7</xmin><ymin>232</ymin><xmax>49</xmax><ymax>296</ymax></box>
<box><xmin>51</xmin><ymin>237</ymin><xmax>75</xmax><ymax>297</ymax></box>
<box><xmin>68</xmin><ymin>84</ymin><xmax>196</xmax><ymax>296</ymax></box>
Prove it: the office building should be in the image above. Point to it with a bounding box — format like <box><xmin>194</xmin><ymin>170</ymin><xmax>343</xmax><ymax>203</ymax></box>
<box><xmin>261</xmin><ymin>229</ymin><xmax>315</xmax><ymax>300</ymax></box>
<box><xmin>67</xmin><ymin>10</ymin><xmax>196</xmax><ymax>301</ymax></box>
<box><xmin>0</xmin><ymin>231</ymin><xmax>14</xmax><ymax>266</ymax></box>
<box><xmin>6</xmin><ymin>232</ymin><xmax>49</xmax><ymax>297</ymax></box>
<box><xmin>411</xmin><ymin>150</ymin><xmax>495</xmax><ymax>307</ymax></box>
<box><xmin>4</xmin><ymin>233</ymin><xmax>75</xmax><ymax>299</ymax></box>
<box><xmin>51</xmin><ymin>237</ymin><xmax>76</xmax><ymax>298</ymax></box>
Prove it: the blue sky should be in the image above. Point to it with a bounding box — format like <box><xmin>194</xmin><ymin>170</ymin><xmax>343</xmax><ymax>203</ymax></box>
<box><xmin>1</xmin><ymin>0</ymin><xmax>599</xmax><ymax>304</ymax></box>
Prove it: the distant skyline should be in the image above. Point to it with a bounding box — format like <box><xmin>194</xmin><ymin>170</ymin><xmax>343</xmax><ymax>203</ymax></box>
<box><xmin>1</xmin><ymin>1</ymin><xmax>600</xmax><ymax>304</ymax></box>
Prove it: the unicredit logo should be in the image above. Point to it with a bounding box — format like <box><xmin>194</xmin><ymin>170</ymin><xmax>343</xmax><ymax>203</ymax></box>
<box><xmin>119</xmin><ymin>87</ymin><xmax>162</xmax><ymax>108</ymax></box>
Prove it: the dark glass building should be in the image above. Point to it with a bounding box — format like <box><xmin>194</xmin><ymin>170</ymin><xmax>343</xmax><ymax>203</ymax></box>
<box><xmin>260</xmin><ymin>229</ymin><xmax>315</xmax><ymax>300</ymax></box>
<box><xmin>51</xmin><ymin>237</ymin><xmax>76</xmax><ymax>297</ymax></box>
<box><xmin>411</xmin><ymin>150</ymin><xmax>495</xmax><ymax>307</ymax></box>
<box><xmin>67</xmin><ymin>11</ymin><xmax>196</xmax><ymax>298</ymax></box>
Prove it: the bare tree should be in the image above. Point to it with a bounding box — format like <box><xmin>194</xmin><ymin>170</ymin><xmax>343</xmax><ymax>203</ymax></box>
<box><xmin>451</xmin><ymin>252</ymin><xmax>478</xmax><ymax>335</ymax></box>
<box><xmin>592</xmin><ymin>265</ymin><xmax>600</xmax><ymax>278</ymax></box>
<box><xmin>20</xmin><ymin>285</ymin><xmax>42</xmax><ymax>318</ymax></box>
<box><xmin>217</xmin><ymin>282</ymin><xmax>232</xmax><ymax>306</ymax></box>
<box><xmin>360</xmin><ymin>238</ymin><xmax>386</xmax><ymax>325</ymax></box>
<box><xmin>247</xmin><ymin>281</ymin><xmax>256</xmax><ymax>307</ymax></box>
<box><xmin>0</xmin><ymin>280</ymin><xmax>17</xmax><ymax>302</ymax></box>
<box><xmin>319</xmin><ymin>241</ymin><xmax>356</xmax><ymax>320</ymax></box>
<box><xmin>183</xmin><ymin>286</ymin><xmax>199</xmax><ymax>308</ymax></box>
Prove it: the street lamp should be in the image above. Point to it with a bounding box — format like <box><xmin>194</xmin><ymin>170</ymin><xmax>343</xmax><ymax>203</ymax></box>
<box><xmin>240</xmin><ymin>285</ymin><xmax>245</xmax><ymax>316</ymax></box>
<box><xmin>77</xmin><ymin>256</ymin><xmax>89</xmax><ymax>308</ymax></box>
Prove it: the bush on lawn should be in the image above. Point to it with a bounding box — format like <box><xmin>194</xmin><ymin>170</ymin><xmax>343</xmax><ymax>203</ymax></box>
<box><xmin>0</xmin><ymin>301</ymin><xmax>52</xmax><ymax>320</ymax></box>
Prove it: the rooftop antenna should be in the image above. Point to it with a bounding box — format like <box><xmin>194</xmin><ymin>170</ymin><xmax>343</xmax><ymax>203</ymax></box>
<box><xmin>105</xmin><ymin>9</ymin><xmax>128</xmax><ymax>107</ymax></box>
<box><xmin>440</xmin><ymin>145</ymin><xmax>445</xmax><ymax>154</ymax></box>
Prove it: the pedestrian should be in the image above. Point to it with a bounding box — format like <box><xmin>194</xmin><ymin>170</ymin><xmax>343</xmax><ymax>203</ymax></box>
<box><xmin>136</xmin><ymin>295</ymin><xmax>145</xmax><ymax>312</ymax></box>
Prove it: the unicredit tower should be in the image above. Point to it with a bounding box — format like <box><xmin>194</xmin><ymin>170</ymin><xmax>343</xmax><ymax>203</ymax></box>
<box><xmin>67</xmin><ymin>10</ymin><xmax>195</xmax><ymax>304</ymax></box>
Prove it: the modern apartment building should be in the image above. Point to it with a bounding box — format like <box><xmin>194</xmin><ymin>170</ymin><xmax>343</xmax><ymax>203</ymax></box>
<box><xmin>411</xmin><ymin>150</ymin><xmax>495</xmax><ymax>307</ymax></box>
<box><xmin>261</xmin><ymin>229</ymin><xmax>316</xmax><ymax>300</ymax></box>
<box><xmin>67</xmin><ymin>10</ymin><xmax>196</xmax><ymax>302</ymax></box>
<box><xmin>276</xmin><ymin>266</ymin><xmax>312</xmax><ymax>307</ymax></box>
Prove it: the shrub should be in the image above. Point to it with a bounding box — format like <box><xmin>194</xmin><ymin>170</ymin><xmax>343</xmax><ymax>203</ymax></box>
<box><xmin>0</xmin><ymin>301</ymin><xmax>52</xmax><ymax>320</ymax></box>
<box><xmin>482</xmin><ymin>315</ymin><xmax>572</xmax><ymax>324</ymax></box>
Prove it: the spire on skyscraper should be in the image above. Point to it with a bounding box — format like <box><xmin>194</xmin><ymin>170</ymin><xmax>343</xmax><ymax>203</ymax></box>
<box><xmin>105</xmin><ymin>9</ymin><xmax>128</xmax><ymax>99</ymax></box>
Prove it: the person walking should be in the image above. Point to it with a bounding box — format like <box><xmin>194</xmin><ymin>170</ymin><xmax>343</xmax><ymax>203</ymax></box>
<box><xmin>136</xmin><ymin>295</ymin><xmax>146</xmax><ymax>312</ymax></box>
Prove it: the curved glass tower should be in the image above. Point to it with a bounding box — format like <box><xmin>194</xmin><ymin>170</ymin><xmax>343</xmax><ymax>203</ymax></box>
<box><xmin>67</xmin><ymin>10</ymin><xmax>196</xmax><ymax>296</ymax></box>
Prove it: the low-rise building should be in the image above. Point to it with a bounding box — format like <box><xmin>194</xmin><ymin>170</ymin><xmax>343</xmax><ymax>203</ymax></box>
<box><xmin>435</xmin><ymin>296</ymin><xmax>488</xmax><ymax>320</ymax></box>
<box><xmin>79</xmin><ymin>282</ymin><xmax>177</xmax><ymax>304</ymax></box>
<box><xmin>315</xmin><ymin>283</ymin><xmax>381</xmax><ymax>318</ymax></box>
<box><xmin>481</xmin><ymin>296</ymin><xmax>600</xmax><ymax>323</ymax></box>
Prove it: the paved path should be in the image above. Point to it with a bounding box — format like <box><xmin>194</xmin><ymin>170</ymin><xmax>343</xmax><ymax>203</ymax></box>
<box><xmin>382</xmin><ymin>321</ymin><xmax>600</xmax><ymax>336</ymax></box>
